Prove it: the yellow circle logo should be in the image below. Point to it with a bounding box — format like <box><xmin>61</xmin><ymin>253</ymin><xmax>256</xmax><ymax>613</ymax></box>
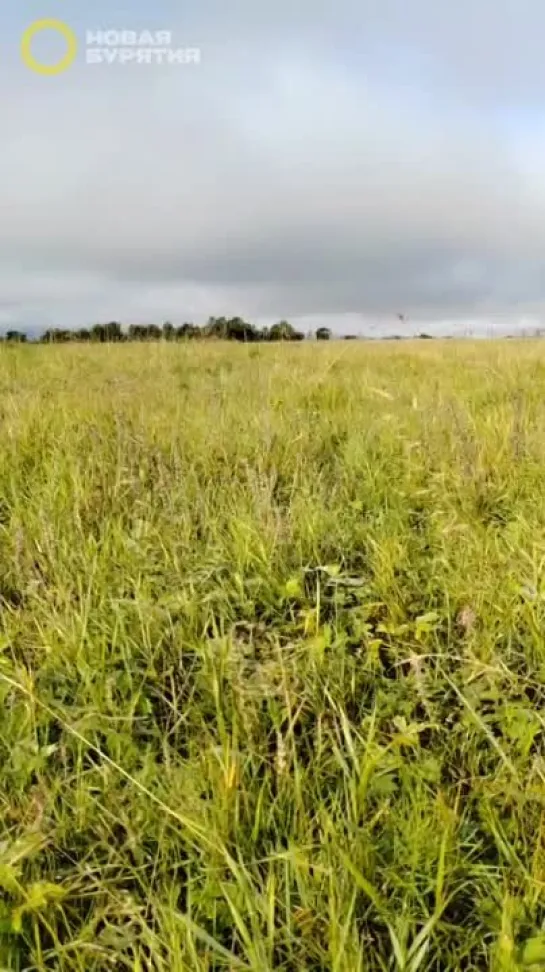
<box><xmin>21</xmin><ymin>19</ymin><xmax>77</xmax><ymax>75</ymax></box>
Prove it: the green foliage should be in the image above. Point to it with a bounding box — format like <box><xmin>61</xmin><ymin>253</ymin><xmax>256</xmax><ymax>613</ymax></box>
<box><xmin>268</xmin><ymin>320</ymin><xmax>305</xmax><ymax>342</ymax></box>
<box><xmin>35</xmin><ymin>317</ymin><xmax>308</xmax><ymax>344</ymax></box>
<box><xmin>4</xmin><ymin>330</ymin><xmax>27</xmax><ymax>343</ymax></box>
<box><xmin>2</xmin><ymin>338</ymin><xmax>545</xmax><ymax>968</ymax></box>
<box><xmin>316</xmin><ymin>327</ymin><xmax>332</xmax><ymax>341</ymax></box>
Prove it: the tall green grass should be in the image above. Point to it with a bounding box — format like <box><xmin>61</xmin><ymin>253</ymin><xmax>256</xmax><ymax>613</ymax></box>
<box><xmin>2</xmin><ymin>340</ymin><xmax>545</xmax><ymax>969</ymax></box>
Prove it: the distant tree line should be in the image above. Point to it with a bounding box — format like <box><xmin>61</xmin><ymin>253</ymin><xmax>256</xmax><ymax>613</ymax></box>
<box><xmin>0</xmin><ymin>320</ymin><xmax>463</xmax><ymax>344</ymax></box>
<box><xmin>0</xmin><ymin>318</ymin><xmax>328</xmax><ymax>345</ymax></box>
<box><xmin>1</xmin><ymin>330</ymin><xmax>28</xmax><ymax>343</ymax></box>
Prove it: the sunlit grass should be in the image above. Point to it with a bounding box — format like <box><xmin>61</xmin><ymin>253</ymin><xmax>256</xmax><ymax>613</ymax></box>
<box><xmin>2</xmin><ymin>339</ymin><xmax>545</xmax><ymax>969</ymax></box>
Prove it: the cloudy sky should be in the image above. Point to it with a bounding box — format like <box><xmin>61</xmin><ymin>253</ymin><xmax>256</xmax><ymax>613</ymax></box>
<box><xmin>2</xmin><ymin>1</ymin><xmax>545</xmax><ymax>336</ymax></box>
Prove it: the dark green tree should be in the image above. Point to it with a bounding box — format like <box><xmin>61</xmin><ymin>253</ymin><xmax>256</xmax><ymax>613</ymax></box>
<box><xmin>269</xmin><ymin>320</ymin><xmax>298</xmax><ymax>341</ymax></box>
<box><xmin>176</xmin><ymin>323</ymin><xmax>199</xmax><ymax>340</ymax></box>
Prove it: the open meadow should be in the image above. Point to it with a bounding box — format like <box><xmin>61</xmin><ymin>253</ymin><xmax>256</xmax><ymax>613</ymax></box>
<box><xmin>3</xmin><ymin>339</ymin><xmax>545</xmax><ymax>970</ymax></box>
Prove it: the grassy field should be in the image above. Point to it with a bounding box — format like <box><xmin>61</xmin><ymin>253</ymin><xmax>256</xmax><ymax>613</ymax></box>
<box><xmin>3</xmin><ymin>340</ymin><xmax>545</xmax><ymax>970</ymax></box>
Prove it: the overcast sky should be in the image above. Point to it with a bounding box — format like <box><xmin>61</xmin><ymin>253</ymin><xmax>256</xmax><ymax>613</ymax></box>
<box><xmin>2</xmin><ymin>1</ymin><xmax>545</xmax><ymax>336</ymax></box>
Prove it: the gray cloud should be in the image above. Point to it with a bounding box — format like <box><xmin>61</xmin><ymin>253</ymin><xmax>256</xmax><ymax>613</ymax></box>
<box><xmin>2</xmin><ymin>0</ymin><xmax>545</xmax><ymax>334</ymax></box>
